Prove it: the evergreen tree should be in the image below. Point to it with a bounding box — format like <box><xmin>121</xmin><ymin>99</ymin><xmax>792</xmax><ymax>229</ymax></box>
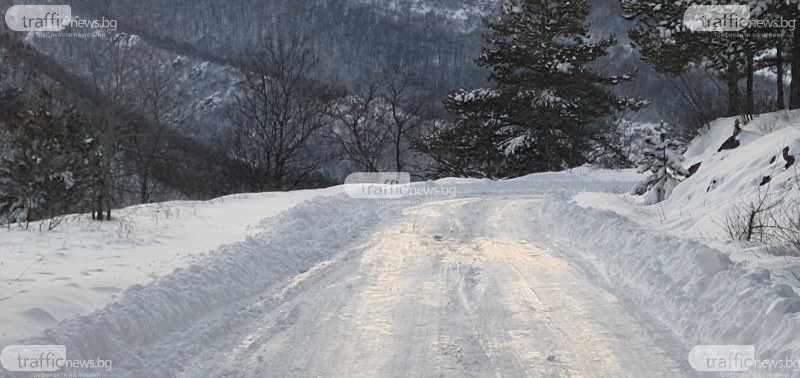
<box><xmin>631</xmin><ymin>122</ymin><xmax>690</xmax><ymax>205</ymax></box>
<box><xmin>414</xmin><ymin>88</ymin><xmax>508</xmax><ymax>178</ymax></box>
<box><xmin>0</xmin><ymin>91</ymin><xmax>97</xmax><ymax>227</ymax></box>
<box><xmin>421</xmin><ymin>0</ymin><xmax>644</xmax><ymax>178</ymax></box>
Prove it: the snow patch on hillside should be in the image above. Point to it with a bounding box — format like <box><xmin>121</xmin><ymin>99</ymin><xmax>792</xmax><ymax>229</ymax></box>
<box><xmin>351</xmin><ymin>0</ymin><xmax>501</xmax><ymax>32</ymax></box>
<box><xmin>676</xmin><ymin>112</ymin><xmax>800</xmax><ymax>225</ymax></box>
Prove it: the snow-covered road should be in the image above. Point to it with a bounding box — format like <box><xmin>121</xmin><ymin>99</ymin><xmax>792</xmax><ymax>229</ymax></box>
<box><xmin>7</xmin><ymin>145</ymin><xmax>800</xmax><ymax>377</ymax></box>
<box><xmin>140</xmin><ymin>198</ymin><xmax>688</xmax><ymax>377</ymax></box>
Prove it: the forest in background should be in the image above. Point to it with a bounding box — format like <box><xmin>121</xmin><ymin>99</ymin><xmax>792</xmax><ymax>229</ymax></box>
<box><xmin>0</xmin><ymin>0</ymin><xmax>797</xmax><ymax>226</ymax></box>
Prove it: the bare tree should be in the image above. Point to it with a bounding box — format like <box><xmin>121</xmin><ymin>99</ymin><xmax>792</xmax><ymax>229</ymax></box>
<box><xmin>327</xmin><ymin>79</ymin><xmax>390</xmax><ymax>172</ymax></box>
<box><xmin>121</xmin><ymin>49</ymin><xmax>187</xmax><ymax>203</ymax></box>
<box><xmin>721</xmin><ymin>164</ymin><xmax>800</xmax><ymax>257</ymax></box>
<box><xmin>766</xmin><ymin>165</ymin><xmax>800</xmax><ymax>256</ymax></box>
<box><xmin>83</xmin><ymin>33</ymin><xmax>142</xmax><ymax>220</ymax></box>
<box><xmin>722</xmin><ymin>184</ymin><xmax>783</xmax><ymax>242</ymax></box>
<box><xmin>228</xmin><ymin>36</ymin><xmax>334</xmax><ymax>191</ymax></box>
<box><xmin>379</xmin><ymin>66</ymin><xmax>429</xmax><ymax>173</ymax></box>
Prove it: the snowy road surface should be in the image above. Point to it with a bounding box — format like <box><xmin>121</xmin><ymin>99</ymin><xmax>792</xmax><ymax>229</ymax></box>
<box><xmin>140</xmin><ymin>197</ymin><xmax>689</xmax><ymax>377</ymax></box>
<box><xmin>9</xmin><ymin>131</ymin><xmax>800</xmax><ymax>377</ymax></box>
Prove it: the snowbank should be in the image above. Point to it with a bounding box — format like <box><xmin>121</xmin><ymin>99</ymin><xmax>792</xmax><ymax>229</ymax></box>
<box><xmin>668</xmin><ymin>110</ymin><xmax>800</xmax><ymax>239</ymax></box>
<box><xmin>24</xmin><ymin>194</ymin><xmax>398</xmax><ymax>371</ymax></box>
<box><xmin>533</xmin><ymin>195</ymin><xmax>800</xmax><ymax>370</ymax></box>
<box><xmin>0</xmin><ymin>188</ymin><xmax>340</xmax><ymax>346</ymax></box>
<box><xmin>435</xmin><ymin>165</ymin><xmax>644</xmax><ymax>196</ymax></box>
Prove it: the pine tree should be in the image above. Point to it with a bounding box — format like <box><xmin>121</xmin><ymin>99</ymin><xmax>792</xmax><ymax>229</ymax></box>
<box><xmin>421</xmin><ymin>0</ymin><xmax>645</xmax><ymax>178</ymax></box>
<box><xmin>0</xmin><ymin>91</ymin><xmax>97</xmax><ymax>227</ymax></box>
<box><xmin>631</xmin><ymin>122</ymin><xmax>690</xmax><ymax>205</ymax></box>
<box><xmin>414</xmin><ymin>88</ymin><xmax>508</xmax><ymax>178</ymax></box>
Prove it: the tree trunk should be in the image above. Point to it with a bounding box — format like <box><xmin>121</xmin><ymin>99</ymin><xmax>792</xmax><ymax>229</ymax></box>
<box><xmin>746</xmin><ymin>50</ymin><xmax>754</xmax><ymax>114</ymax></box>
<box><xmin>777</xmin><ymin>44</ymin><xmax>786</xmax><ymax>109</ymax></box>
<box><xmin>791</xmin><ymin>27</ymin><xmax>800</xmax><ymax>109</ymax></box>
<box><xmin>395</xmin><ymin>137</ymin><xmax>403</xmax><ymax>173</ymax></box>
<box><xmin>727</xmin><ymin>62</ymin><xmax>741</xmax><ymax>116</ymax></box>
<box><xmin>140</xmin><ymin>176</ymin><xmax>149</xmax><ymax>204</ymax></box>
<box><xmin>95</xmin><ymin>190</ymin><xmax>104</xmax><ymax>221</ymax></box>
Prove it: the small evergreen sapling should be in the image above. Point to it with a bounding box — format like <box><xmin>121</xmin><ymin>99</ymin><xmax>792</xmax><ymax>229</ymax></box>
<box><xmin>632</xmin><ymin>122</ymin><xmax>690</xmax><ymax>204</ymax></box>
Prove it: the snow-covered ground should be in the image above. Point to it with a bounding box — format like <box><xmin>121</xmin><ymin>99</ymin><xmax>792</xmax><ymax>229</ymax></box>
<box><xmin>2</xmin><ymin>113</ymin><xmax>800</xmax><ymax>377</ymax></box>
<box><xmin>575</xmin><ymin>110</ymin><xmax>800</xmax><ymax>298</ymax></box>
<box><xmin>0</xmin><ymin>188</ymin><xmax>342</xmax><ymax>346</ymax></box>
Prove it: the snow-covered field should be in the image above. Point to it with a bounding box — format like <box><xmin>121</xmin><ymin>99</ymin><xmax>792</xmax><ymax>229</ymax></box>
<box><xmin>2</xmin><ymin>112</ymin><xmax>800</xmax><ymax>377</ymax></box>
<box><xmin>0</xmin><ymin>188</ymin><xmax>342</xmax><ymax>346</ymax></box>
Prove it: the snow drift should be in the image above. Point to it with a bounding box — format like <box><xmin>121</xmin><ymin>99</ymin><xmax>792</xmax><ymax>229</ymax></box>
<box><xmin>533</xmin><ymin>194</ymin><xmax>800</xmax><ymax>371</ymax></box>
<box><xmin>22</xmin><ymin>194</ymin><xmax>398</xmax><ymax>373</ymax></box>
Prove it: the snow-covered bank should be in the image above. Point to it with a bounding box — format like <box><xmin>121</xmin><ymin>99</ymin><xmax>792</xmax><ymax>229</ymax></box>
<box><xmin>24</xmin><ymin>194</ymin><xmax>398</xmax><ymax>374</ymax></box>
<box><xmin>669</xmin><ymin>111</ymin><xmax>800</xmax><ymax>241</ymax></box>
<box><xmin>578</xmin><ymin>111</ymin><xmax>800</xmax><ymax>250</ymax></box>
<box><xmin>574</xmin><ymin>111</ymin><xmax>800</xmax><ymax>305</ymax></box>
<box><xmin>435</xmin><ymin>164</ymin><xmax>643</xmax><ymax>196</ymax></box>
<box><xmin>532</xmin><ymin>195</ymin><xmax>800</xmax><ymax>374</ymax></box>
<box><xmin>0</xmin><ymin>188</ymin><xmax>341</xmax><ymax>345</ymax></box>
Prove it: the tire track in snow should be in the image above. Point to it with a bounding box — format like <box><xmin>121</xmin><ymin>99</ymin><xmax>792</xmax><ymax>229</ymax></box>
<box><xmin>175</xmin><ymin>198</ymin><xmax>686</xmax><ymax>377</ymax></box>
<box><xmin>29</xmin><ymin>196</ymin><xmax>691</xmax><ymax>377</ymax></box>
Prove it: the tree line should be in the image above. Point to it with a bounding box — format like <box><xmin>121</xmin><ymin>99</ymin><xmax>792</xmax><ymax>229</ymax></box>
<box><xmin>0</xmin><ymin>31</ymin><xmax>436</xmax><ymax>226</ymax></box>
<box><xmin>623</xmin><ymin>0</ymin><xmax>800</xmax><ymax>118</ymax></box>
<box><xmin>417</xmin><ymin>0</ymin><xmax>800</xmax><ymax>179</ymax></box>
<box><xmin>2</xmin><ymin>0</ymin><xmax>799</xmax><ymax>226</ymax></box>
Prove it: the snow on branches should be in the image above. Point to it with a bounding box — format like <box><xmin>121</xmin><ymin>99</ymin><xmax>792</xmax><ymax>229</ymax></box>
<box><xmin>632</xmin><ymin>122</ymin><xmax>691</xmax><ymax>204</ymax></box>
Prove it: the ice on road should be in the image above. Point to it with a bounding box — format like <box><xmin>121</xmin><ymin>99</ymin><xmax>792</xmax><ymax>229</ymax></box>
<box><xmin>175</xmin><ymin>198</ymin><xmax>687</xmax><ymax>377</ymax></box>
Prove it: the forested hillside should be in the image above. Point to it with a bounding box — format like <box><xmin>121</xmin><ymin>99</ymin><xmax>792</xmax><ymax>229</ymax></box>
<box><xmin>1</xmin><ymin>0</ymin><xmax>795</xmax><ymax>224</ymax></box>
<box><xmin>59</xmin><ymin>0</ymin><xmax>493</xmax><ymax>97</ymax></box>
